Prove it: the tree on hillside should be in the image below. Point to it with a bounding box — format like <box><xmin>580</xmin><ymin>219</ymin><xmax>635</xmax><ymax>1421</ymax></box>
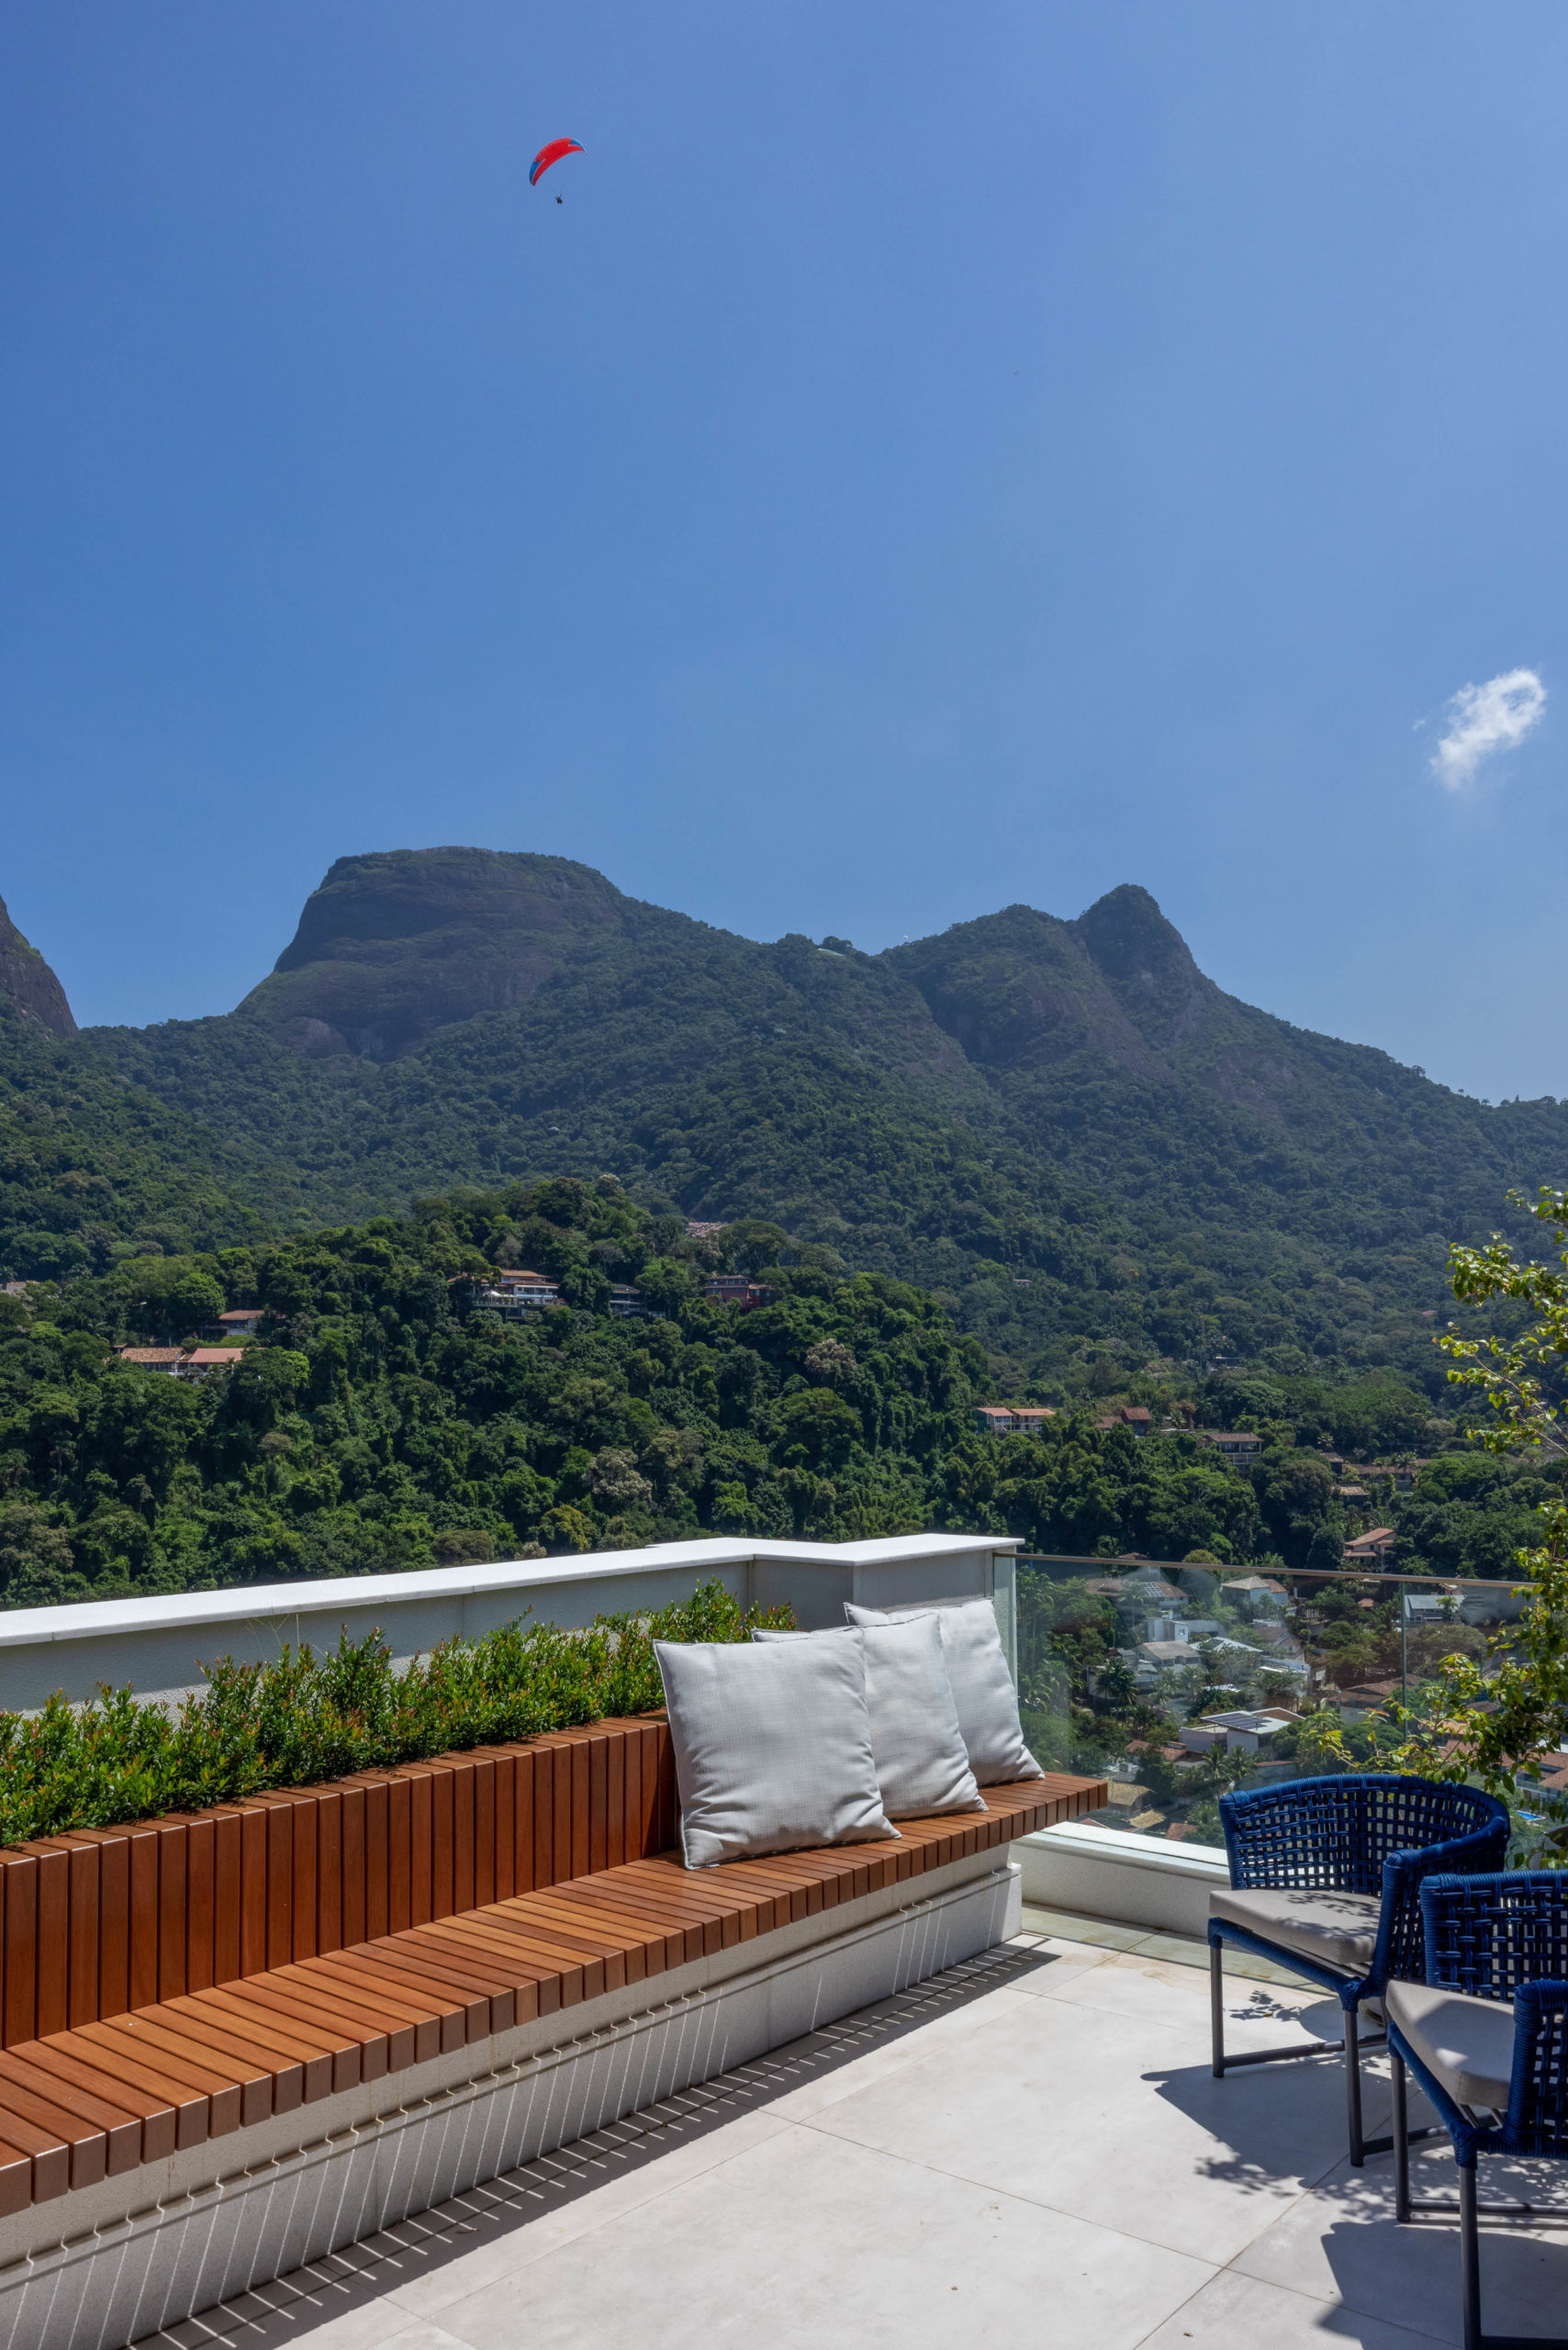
<box><xmin>1305</xmin><ymin>1187</ymin><xmax>1568</xmax><ymax>1860</ymax></box>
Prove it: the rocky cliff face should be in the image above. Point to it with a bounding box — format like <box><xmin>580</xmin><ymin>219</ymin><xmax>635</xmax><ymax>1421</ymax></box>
<box><xmin>240</xmin><ymin>848</ymin><xmax>639</xmax><ymax>1059</ymax></box>
<box><xmin>0</xmin><ymin>895</ymin><xmax>76</xmax><ymax>1041</ymax></box>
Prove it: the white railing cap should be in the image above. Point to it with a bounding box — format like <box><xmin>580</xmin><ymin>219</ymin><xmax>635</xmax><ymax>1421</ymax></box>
<box><xmin>0</xmin><ymin>1531</ymin><xmax>1019</xmax><ymax>1651</ymax></box>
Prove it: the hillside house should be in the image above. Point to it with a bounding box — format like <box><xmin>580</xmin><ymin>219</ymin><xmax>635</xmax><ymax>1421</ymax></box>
<box><xmin>1092</xmin><ymin>1405</ymin><xmax>1151</xmax><ymax>1438</ymax></box>
<box><xmin>178</xmin><ymin>1348</ymin><xmax>244</xmax><ymax>1379</ymax></box>
<box><xmin>1225</xmin><ymin>1573</ymin><xmax>1287</xmax><ymax>1600</ymax></box>
<box><xmin>1337</xmin><ymin>1676</ymin><xmax>1402</xmax><ymax>1721</ymax></box>
<box><xmin>117</xmin><ymin>1348</ymin><xmax>185</xmax><ymax>1375</ymax></box>
<box><xmin>608</xmin><ymin>1284</ymin><xmax>658</xmax><ymax>1321</ymax></box>
<box><xmin>1193</xmin><ymin>1429</ymin><xmax>1261</xmax><ymax>1464</ymax></box>
<box><xmin>1145</xmin><ymin>1613</ymin><xmax>1219</xmax><ymax>1642</ymax></box>
<box><xmin>1344</xmin><ymin>1526</ymin><xmax>1397</xmax><ymax>1562</ymax></box>
<box><xmin>971</xmin><ymin>1404</ymin><xmax>1057</xmax><ymax>1435</ymax></box>
<box><xmin>1179</xmin><ymin>1708</ymin><xmax>1295</xmax><ymax>1756</ymax></box>
<box><xmin>493</xmin><ymin>1269</ymin><xmax>561</xmax><ymax>1301</ymax></box>
<box><xmin>704</xmin><ymin>1273</ymin><xmax>773</xmax><ymax>1309</ymax></box>
<box><xmin>1136</xmin><ymin>1636</ymin><xmax>1202</xmax><ymax>1669</ymax></box>
<box><xmin>218</xmin><ymin>1308</ymin><xmax>262</xmax><ymax>1336</ymax></box>
<box><xmin>465</xmin><ymin>1269</ymin><xmax>563</xmax><ymax>1319</ymax></box>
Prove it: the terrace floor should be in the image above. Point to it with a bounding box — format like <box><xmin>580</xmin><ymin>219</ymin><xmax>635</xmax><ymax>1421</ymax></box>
<box><xmin>144</xmin><ymin>1909</ymin><xmax>1568</xmax><ymax>2350</ymax></box>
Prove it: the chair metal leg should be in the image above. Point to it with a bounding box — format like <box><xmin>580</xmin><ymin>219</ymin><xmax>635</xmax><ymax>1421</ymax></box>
<box><xmin>1394</xmin><ymin>2143</ymin><xmax>1568</xmax><ymax>2349</ymax></box>
<box><xmin>1207</xmin><ymin>1938</ymin><xmax>1339</xmax><ymax>2076</ymax></box>
<box><xmin>1461</xmin><ymin>2161</ymin><xmax>1484</xmax><ymax>2350</ymax></box>
<box><xmin>1346</xmin><ymin>2005</ymin><xmax>1366</xmax><ymax>2167</ymax></box>
<box><xmin>1392</xmin><ymin>2050</ymin><xmax>1410</xmax><ymax>2223</ymax></box>
<box><xmin>1349</xmin><ymin>2010</ymin><xmax>1435</xmax><ymax>2166</ymax></box>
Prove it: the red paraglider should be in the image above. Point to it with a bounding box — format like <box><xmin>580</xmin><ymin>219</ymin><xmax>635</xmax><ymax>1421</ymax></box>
<box><xmin>530</xmin><ymin>138</ymin><xmax>584</xmax><ymax>187</ymax></box>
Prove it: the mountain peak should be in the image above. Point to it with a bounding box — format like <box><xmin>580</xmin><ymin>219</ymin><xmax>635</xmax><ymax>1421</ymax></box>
<box><xmin>1073</xmin><ymin>885</ymin><xmax>1197</xmax><ymax>986</ymax></box>
<box><xmin>1070</xmin><ymin>884</ymin><xmax>1218</xmax><ymax>1049</ymax></box>
<box><xmin>246</xmin><ymin>846</ymin><xmax>635</xmax><ymax>1059</ymax></box>
<box><xmin>0</xmin><ymin>894</ymin><xmax>76</xmax><ymax>1041</ymax></box>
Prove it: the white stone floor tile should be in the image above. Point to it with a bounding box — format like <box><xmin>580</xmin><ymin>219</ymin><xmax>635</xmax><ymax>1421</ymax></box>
<box><xmin>761</xmin><ymin>1980</ymin><xmax>1042</xmax><ymax>2121</ymax></box>
<box><xmin>272</xmin><ymin>2316</ymin><xmax>471</xmax><ymax>2350</ymax></box>
<box><xmin>1049</xmin><ymin>1944</ymin><xmax>1338</xmax><ymax>2047</ymax></box>
<box><xmin>796</xmin><ymin>1977</ymin><xmax>1350</xmax><ymax>2264</ymax></box>
<box><xmin>174</xmin><ymin>1928</ymin><xmax>1568</xmax><ymax>2350</ymax></box>
<box><xmin>386</xmin><ymin>2107</ymin><xmax>795</xmax><ymax>2314</ymax></box>
<box><xmin>1133</xmin><ymin>2267</ymin><xmax>1451</xmax><ymax>2349</ymax></box>
<box><xmin>415</xmin><ymin>2122</ymin><xmax>1212</xmax><ymax>2350</ymax></box>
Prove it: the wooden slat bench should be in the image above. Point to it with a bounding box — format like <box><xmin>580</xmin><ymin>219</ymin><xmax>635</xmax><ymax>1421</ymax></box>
<box><xmin>0</xmin><ymin>1774</ymin><xmax>1096</xmax><ymax>2213</ymax></box>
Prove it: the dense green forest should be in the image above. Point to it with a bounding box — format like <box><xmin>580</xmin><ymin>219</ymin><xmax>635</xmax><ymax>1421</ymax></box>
<box><xmin>0</xmin><ymin>1174</ymin><xmax>1552</xmax><ymax>1611</ymax></box>
<box><xmin>0</xmin><ymin>1001</ymin><xmax>302</xmax><ymax>1276</ymax></box>
<box><xmin>2</xmin><ymin>847</ymin><xmax>1562</xmax><ymax>1392</ymax></box>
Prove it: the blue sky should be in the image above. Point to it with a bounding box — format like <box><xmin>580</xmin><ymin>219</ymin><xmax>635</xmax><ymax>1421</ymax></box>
<box><xmin>2</xmin><ymin>4</ymin><xmax>1564</xmax><ymax>1100</ymax></box>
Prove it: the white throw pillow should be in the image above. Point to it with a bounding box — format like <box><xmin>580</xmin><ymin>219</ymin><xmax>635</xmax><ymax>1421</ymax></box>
<box><xmin>845</xmin><ymin>1599</ymin><xmax>1044</xmax><ymax>1785</ymax></box>
<box><xmin>654</xmin><ymin>1634</ymin><xmax>897</xmax><ymax>1869</ymax></box>
<box><xmin>753</xmin><ymin>1616</ymin><xmax>982</xmax><ymax>1819</ymax></box>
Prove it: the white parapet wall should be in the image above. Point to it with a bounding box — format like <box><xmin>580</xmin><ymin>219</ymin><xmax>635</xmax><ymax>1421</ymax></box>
<box><xmin>0</xmin><ymin>1534</ymin><xmax>1020</xmax><ymax>1713</ymax></box>
<box><xmin>1016</xmin><ymin>1818</ymin><xmax>1229</xmax><ymax>1939</ymax></box>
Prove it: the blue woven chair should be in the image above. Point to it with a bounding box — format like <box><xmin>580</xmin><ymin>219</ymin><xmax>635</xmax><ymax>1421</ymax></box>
<box><xmin>1387</xmin><ymin>1872</ymin><xmax>1568</xmax><ymax>2350</ymax></box>
<box><xmin>1210</xmin><ymin>1774</ymin><xmax>1509</xmax><ymax>2165</ymax></box>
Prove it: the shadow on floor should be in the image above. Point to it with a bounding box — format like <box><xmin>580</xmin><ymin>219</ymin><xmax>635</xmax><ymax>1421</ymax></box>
<box><xmin>140</xmin><ymin>1941</ymin><xmax>1063</xmax><ymax>2350</ymax></box>
<box><xmin>1312</xmin><ymin>2146</ymin><xmax>1568</xmax><ymax>2347</ymax></box>
<box><xmin>1142</xmin><ymin>1997</ymin><xmax>1392</xmax><ymax>2204</ymax></box>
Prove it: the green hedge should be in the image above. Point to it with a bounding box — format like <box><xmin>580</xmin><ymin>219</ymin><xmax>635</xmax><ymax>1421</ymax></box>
<box><xmin>0</xmin><ymin>1578</ymin><xmax>792</xmax><ymax>1849</ymax></box>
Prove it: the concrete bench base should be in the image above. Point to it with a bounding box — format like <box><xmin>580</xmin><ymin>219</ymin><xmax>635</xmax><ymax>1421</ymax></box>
<box><xmin>0</xmin><ymin>1849</ymin><xmax>1021</xmax><ymax>2350</ymax></box>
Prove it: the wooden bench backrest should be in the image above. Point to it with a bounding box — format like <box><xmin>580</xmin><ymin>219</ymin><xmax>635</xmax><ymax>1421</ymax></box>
<box><xmin>0</xmin><ymin>1716</ymin><xmax>677</xmax><ymax>2048</ymax></box>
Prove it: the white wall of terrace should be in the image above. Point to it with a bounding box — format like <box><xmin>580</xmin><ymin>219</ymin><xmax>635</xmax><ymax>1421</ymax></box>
<box><xmin>0</xmin><ymin>1532</ymin><xmax>1021</xmax><ymax>1713</ymax></box>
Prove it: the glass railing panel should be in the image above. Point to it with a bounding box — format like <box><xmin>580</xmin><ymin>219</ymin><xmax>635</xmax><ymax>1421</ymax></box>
<box><xmin>1016</xmin><ymin>1554</ymin><xmax>1530</xmax><ymax>1846</ymax></box>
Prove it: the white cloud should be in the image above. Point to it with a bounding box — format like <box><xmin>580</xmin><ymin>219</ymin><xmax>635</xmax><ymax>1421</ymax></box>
<box><xmin>1430</xmin><ymin>666</ymin><xmax>1546</xmax><ymax>791</ymax></box>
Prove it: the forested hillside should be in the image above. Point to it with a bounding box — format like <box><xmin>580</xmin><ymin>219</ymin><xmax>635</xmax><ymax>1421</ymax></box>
<box><xmin>5</xmin><ymin>847</ymin><xmax>1567</xmax><ymax>1394</ymax></box>
<box><xmin>0</xmin><ymin>1001</ymin><xmax>304</xmax><ymax>1279</ymax></box>
<box><xmin>0</xmin><ymin>1175</ymin><xmax>1551</xmax><ymax>1610</ymax></box>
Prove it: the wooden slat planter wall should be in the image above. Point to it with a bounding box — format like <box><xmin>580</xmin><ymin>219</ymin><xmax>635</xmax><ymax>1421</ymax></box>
<box><xmin>0</xmin><ymin>1716</ymin><xmax>677</xmax><ymax>2050</ymax></box>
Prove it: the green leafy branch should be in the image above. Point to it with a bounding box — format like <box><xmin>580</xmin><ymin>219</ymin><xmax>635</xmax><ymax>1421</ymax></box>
<box><xmin>1301</xmin><ymin>1189</ymin><xmax>1568</xmax><ymax>1859</ymax></box>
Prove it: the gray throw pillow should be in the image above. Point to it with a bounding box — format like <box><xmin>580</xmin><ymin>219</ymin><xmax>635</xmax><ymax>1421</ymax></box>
<box><xmin>846</xmin><ymin>1598</ymin><xmax>1044</xmax><ymax>1785</ymax></box>
<box><xmin>654</xmin><ymin>1634</ymin><xmax>896</xmax><ymax>1869</ymax></box>
<box><xmin>753</xmin><ymin>1616</ymin><xmax>982</xmax><ymax>1819</ymax></box>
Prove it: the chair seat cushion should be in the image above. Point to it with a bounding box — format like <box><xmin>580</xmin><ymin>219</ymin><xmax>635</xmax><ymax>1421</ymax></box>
<box><xmin>1210</xmin><ymin>1885</ymin><xmax>1383</xmax><ymax>1975</ymax></box>
<box><xmin>1385</xmin><ymin>1978</ymin><xmax>1516</xmax><ymax>2114</ymax></box>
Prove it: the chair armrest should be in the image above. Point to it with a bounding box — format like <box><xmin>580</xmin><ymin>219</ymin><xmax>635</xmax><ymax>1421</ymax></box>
<box><xmin>1373</xmin><ymin>1819</ymin><xmax>1511</xmax><ymax>1985</ymax></box>
<box><xmin>1506</xmin><ymin>1980</ymin><xmax>1568</xmax><ymax>2152</ymax></box>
